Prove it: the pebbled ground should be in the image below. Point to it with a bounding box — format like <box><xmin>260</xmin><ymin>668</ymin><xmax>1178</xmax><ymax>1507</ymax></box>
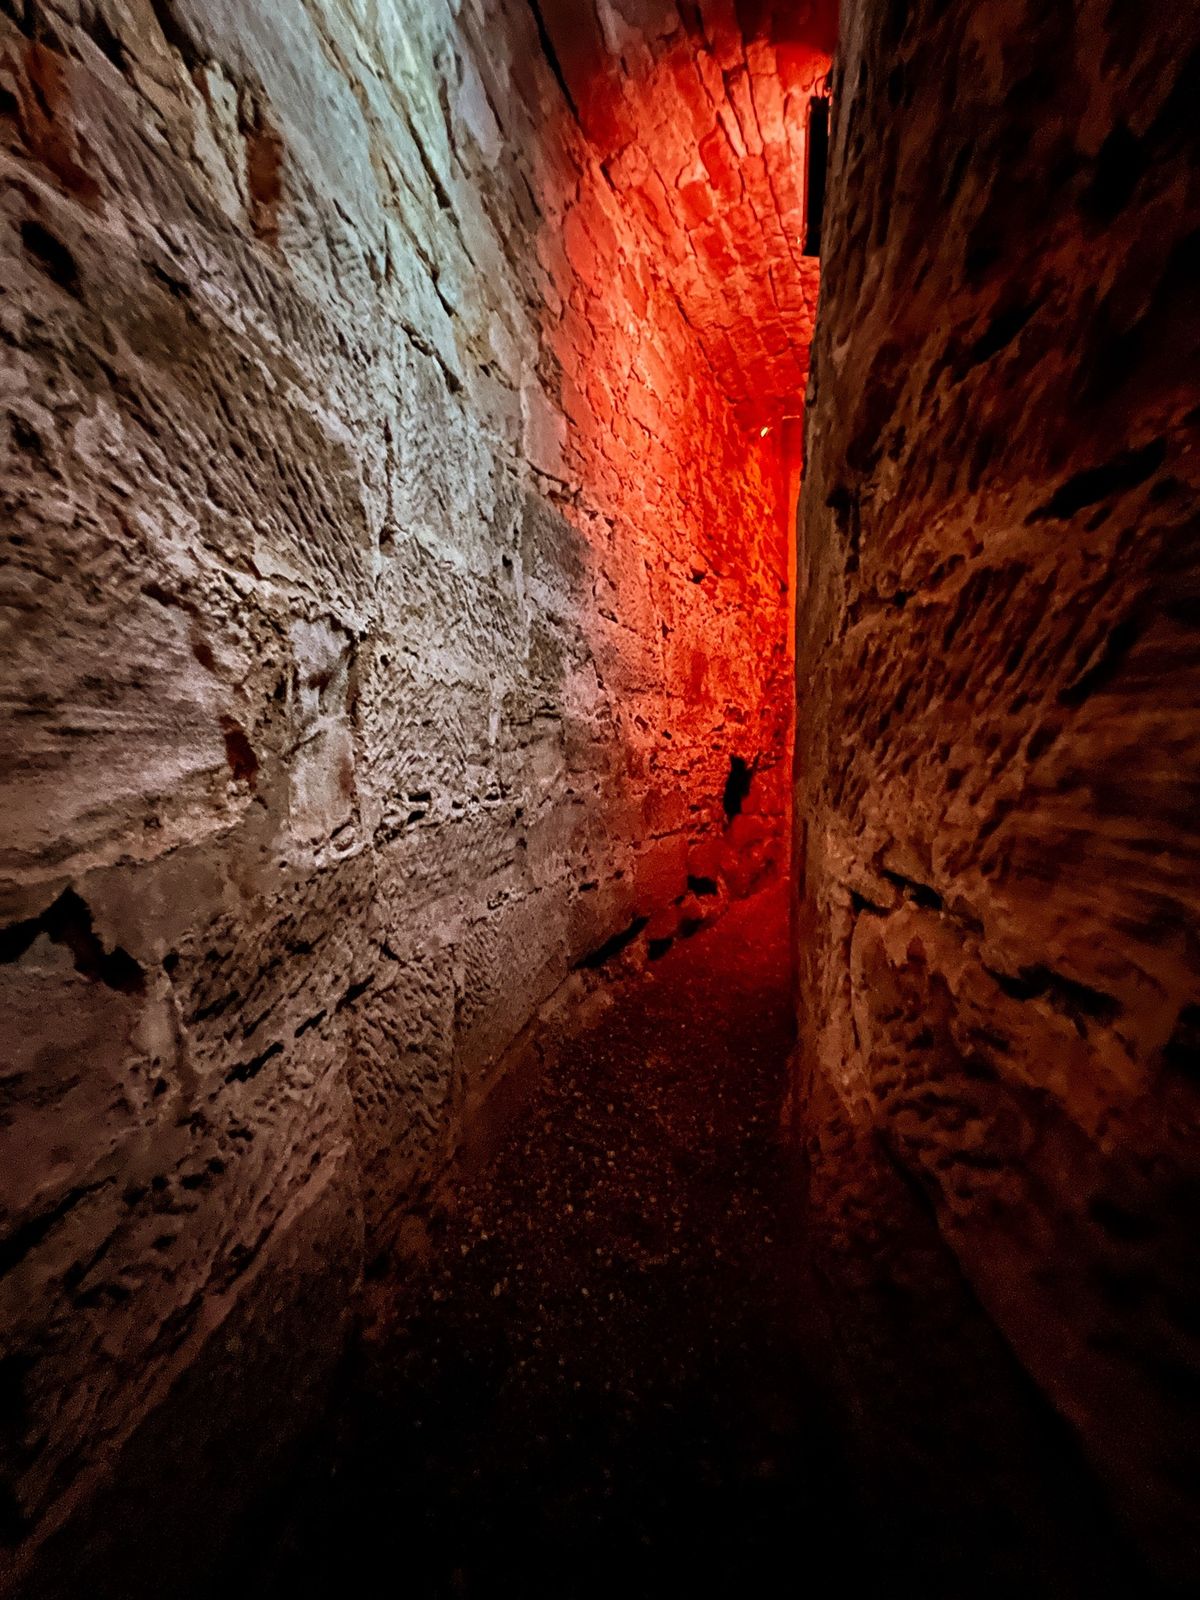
<box><xmin>231</xmin><ymin>881</ymin><xmax>868</xmax><ymax>1598</ymax></box>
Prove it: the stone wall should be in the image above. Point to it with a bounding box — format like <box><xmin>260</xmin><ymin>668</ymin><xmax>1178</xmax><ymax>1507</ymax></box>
<box><xmin>534</xmin><ymin>0</ymin><xmax>832</xmax><ymax>430</ymax></box>
<box><xmin>0</xmin><ymin>0</ymin><xmax>799</xmax><ymax>1588</ymax></box>
<box><xmin>796</xmin><ymin>0</ymin><xmax>1200</xmax><ymax>1586</ymax></box>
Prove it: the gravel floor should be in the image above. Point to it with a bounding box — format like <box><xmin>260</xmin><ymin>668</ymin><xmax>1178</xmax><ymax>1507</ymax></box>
<box><xmin>239</xmin><ymin>881</ymin><xmax>867</xmax><ymax>1598</ymax></box>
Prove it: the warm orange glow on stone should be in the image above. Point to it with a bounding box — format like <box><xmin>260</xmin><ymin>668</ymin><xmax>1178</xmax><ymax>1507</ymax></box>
<box><xmin>533</xmin><ymin>0</ymin><xmax>830</xmax><ymax>432</ymax></box>
<box><xmin>513</xmin><ymin>3</ymin><xmax>832</xmax><ymax>901</ymax></box>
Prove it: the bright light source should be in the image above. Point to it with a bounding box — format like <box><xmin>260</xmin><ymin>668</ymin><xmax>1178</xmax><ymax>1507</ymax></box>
<box><xmin>760</xmin><ymin>426</ymin><xmax>771</xmax><ymax>437</ymax></box>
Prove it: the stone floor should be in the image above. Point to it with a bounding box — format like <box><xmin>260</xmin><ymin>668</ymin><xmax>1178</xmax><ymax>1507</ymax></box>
<box><xmin>202</xmin><ymin>875</ymin><xmax>1167</xmax><ymax>1600</ymax></box>
<box><xmin>218</xmin><ymin>881</ymin><xmax>876</xmax><ymax>1597</ymax></box>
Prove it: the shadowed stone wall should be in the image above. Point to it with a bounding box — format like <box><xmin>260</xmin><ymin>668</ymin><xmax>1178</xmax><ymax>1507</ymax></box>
<box><xmin>0</xmin><ymin>1</ymin><xmax>804</xmax><ymax>1589</ymax></box>
<box><xmin>796</xmin><ymin>0</ymin><xmax>1200</xmax><ymax>1587</ymax></box>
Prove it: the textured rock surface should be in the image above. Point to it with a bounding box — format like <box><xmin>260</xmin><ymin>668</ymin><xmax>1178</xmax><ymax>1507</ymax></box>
<box><xmin>536</xmin><ymin>0</ymin><xmax>834</xmax><ymax>427</ymax></box>
<box><xmin>796</xmin><ymin>0</ymin><xmax>1200</xmax><ymax>1585</ymax></box>
<box><xmin>0</xmin><ymin>0</ymin><xmax>822</xmax><ymax>1588</ymax></box>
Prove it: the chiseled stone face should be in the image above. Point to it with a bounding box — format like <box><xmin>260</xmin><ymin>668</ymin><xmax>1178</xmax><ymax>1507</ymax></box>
<box><xmin>797</xmin><ymin>0</ymin><xmax>1200</xmax><ymax>1583</ymax></box>
<box><xmin>0</xmin><ymin>0</ymin><xmax>814</xmax><ymax>1584</ymax></box>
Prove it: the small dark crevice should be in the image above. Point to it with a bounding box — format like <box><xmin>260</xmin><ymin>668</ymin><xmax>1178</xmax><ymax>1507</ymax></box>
<box><xmin>81</xmin><ymin>7</ymin><xmax>129</xmax><ymax>73</ymax></box>
<box><xmin>648</xmin><ymin>937</ymin><xmax>674</xmax><ymax>961</ymax></box>
<box><xmin>958</xmin><ymin>296</ymin><xmax>1042</xmax><ymax>375</ymax></box>
<box><xmin>0</xmin><ymin>1480</ymin><xmax>28</xmax><ymax>1548</ymax></box>
<box><xmin>220</xmin><ymin>716</ymin><xmax>259</xmax><ymax>787</ymax></box>
<box><xmin>850</xmin><ymin>889</ymin><xmax>891</xmax><ymax>916</ymax></box>
<box><xmin>190</xmin><ymin>990</ymin><xmax>239</xmax><ymax>1027</ymax></box>
<box><xmin>687</xmin><ymin>874</ymin><xmax>719</xmax><ymax>897</ymax></box>
<box><xmin>1026</xmin><ymin>721</ymin><xmax>1062</xmax><ymax>762</ymax></box>
<box><xmin>1026</xmin><ymin>439</ymin><xmax>1167</xmax><ymax>522</ymax></box>
<box><xmin>0</xmin><ymin>1179</ymin><xmax>110</xmax><ymax>1279</ymax></box>
<box><xmin>19</xmin><ymin>218</ymin><xmax>82</xmax><ymax>297</ymax></box>
<box><xmin>1163</xmin><ymin>1002</ymin><xmax>1200</xmax><ymax>1082</ymax></box>
<box><xmin>722</xmin><ymin>755</ymin><xmax>754</xmax><ymax>821</ymax></box>
<box><xmin>294</xmin><ymin>1009</ymin><xmax>327</xmax><ymax>1038</ymax></box>
<box><xmin>8</xmin><ymin>410</ymin><xmax>49</xmax><ymax>466</ymax></box>
<box><xmin>986</xmin><ymin>963</ymin><xmax>1121</xmax><ymax>1028</ymax></box>
<box><xmin>879</xmin><ymin>868</ymin><xmax>943</xmax><ymax>912</ymax></box>
<box><xmin>191</xmin><ymin>632</ymin><xmax>217</xmax><ymax>673</ymax></box>
<box><xmin>364</xmin><ymin>1248</ymin><xmax>393</xmax><ymax>1282</ymax></box>
<box><xmin>0</xmin><ymin>1351</ymin><xmax>32</xmax><ymax>1542</ymax></box>
<box><xmin>141</xmin><ymin>580</ymin><xmax>195</xmax><ymax>614</ymax></box>
<box><xmin>146</xmin><ymin>257</ymin><xmax>193</xmax><ymax>300</ymax></box>
<box><xmin>400</xmin><ymin>318</ymin><xmax>463</xmax><ymax>395</ymax></box>
<box><xmin>224</xmin><ymin>1040</ymin><xmax>284</xmax><ymax>1085</ymax></box>
<box><xmin>0</xmin><ymin>888</ymin><xmax>144</xmax><ymax>994</ymax></box>
<box><xmin>576</xmin><ymin>916</ymin><xmax>649</xmax><ymax>970</ymax></box>
<box><xmin>802</xmin><ymin>91</ymin><xmax>829</xmax><ymax>257</ymax></box>
<box><xmin>336</xmin><ymin>977</ymin><xmax>374</xmax><ymax>1013</ymax></box>
<box><xmin>825</xmin><ymin>483</ymin><xmax>861</xmax><ymax>572</ymax></box>
<box><xmin>1088</xmin><ymin>1194</ymin><xmax>1159</xmax><ymax>1244</ymax></box>
<box><xmin>1058</xmin><ymin>615</ymin><xmax>1143</xmax><ymax>708</ymax></box>
<box><xmin>525</xmin><ymin>0</ymin><xmax>579</xmax><ymax>123</ymax></box>
<box><xmin>1079</xmin><ymin>121</ymin><xmax>1149</xmax><ymax>227</ymax></box>
<box><xmin>0</xmin><ymin>0</ymin><xmax>35</xmax><ymax>41</ymax></box>
<box><xmin>145</xmin><ymin>0</ymin><xmax>205</xmax><ymax>71</ymax></box>
<box><xmin>179</xmin><ymin>1160</ymin><xmax>223</xmax><ymax>1192</ymax></box>
<box><xmin>825</xmin><ymin>484</ymin><xmax>854</xmax><ymax>518</ymax></box>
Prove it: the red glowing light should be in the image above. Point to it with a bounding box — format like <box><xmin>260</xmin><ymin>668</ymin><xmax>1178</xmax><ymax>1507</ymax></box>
<box><xmin>522</xmin><ymin>2</ymin><xmax>833</xmax><ymax>891</ymax></box>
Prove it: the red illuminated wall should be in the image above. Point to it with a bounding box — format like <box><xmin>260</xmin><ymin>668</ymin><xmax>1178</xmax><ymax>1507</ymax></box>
<box><xmin>537</xmin><ymin>0</ymin><xmax>831</xmax><ymax>429</ymax></box>
<box><xmin>516</xmin><ymin>0</ymin><xmax>834</xmax><ymax>909</ymax></box>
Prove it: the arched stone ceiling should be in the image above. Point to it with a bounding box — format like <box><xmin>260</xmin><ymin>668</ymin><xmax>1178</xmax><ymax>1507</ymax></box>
<box><xmin>535</xmin><ymin>0</ymin><xmax>837</xmax><ymax>426</ymax></box>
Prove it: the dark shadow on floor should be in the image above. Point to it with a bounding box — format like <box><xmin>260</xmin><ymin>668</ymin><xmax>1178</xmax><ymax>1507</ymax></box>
<box><xmin>205</xmin><ymin>880</ymin><xmax>1155</xmax><ymax>1599</ymax></box>
<box><xmin>208</xmin><ymin>883</ymin><xmax>871</xmax><ymax>1597</ymax></box>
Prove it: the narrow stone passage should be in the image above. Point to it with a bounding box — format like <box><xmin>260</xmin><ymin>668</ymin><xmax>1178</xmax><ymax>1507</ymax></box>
<box><xmin>4</xmin><ymin>3</ymin><xmax>1198</xmax><ymax>1591</ymax></box>
<box><xmin>238</xmin><ymin>884</ymin><xmax>863</xmax><ymax>1598</ymax></box>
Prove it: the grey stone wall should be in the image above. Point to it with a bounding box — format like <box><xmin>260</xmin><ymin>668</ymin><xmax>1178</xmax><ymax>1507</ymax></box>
<box><xmin>0</xmin><ymin>1</ymin><xmax>791</xmax><ymax>1586</ymax></box>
